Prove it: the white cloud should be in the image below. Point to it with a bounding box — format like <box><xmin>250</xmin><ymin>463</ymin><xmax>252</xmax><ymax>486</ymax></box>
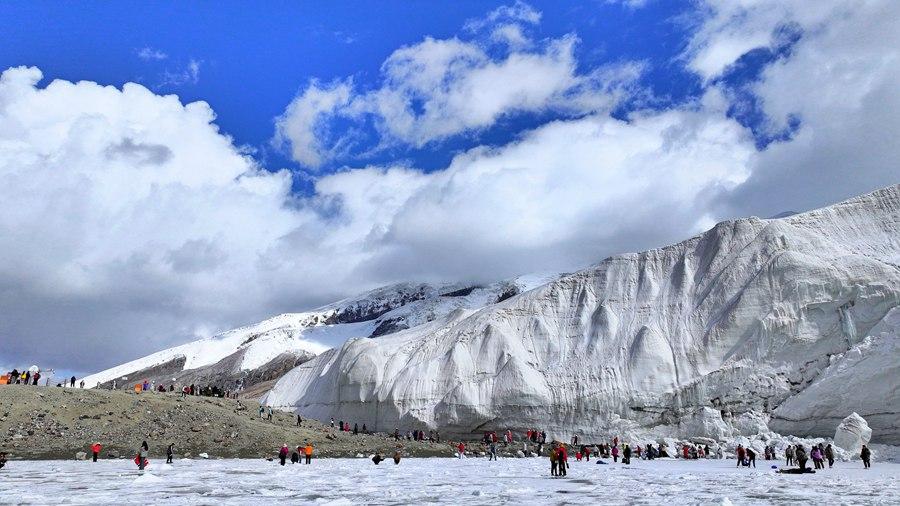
<box><xmin>160</xmin><ymin>59</ymin><xmax>201</xmax><ymax>87</ymax></box>
<box><xmin>136</xmin><ymin>47</ymin><xmax>168</xmax><ymax>61</ymax></box>
<box><xmin>687</xmin><ymin>0</ymin><xmax>900</xmax><ymax>215</ymax></box>
<box><xmin>276</xmin><ymin>11</ymin><xmax>641</xmax><ymax>168</ymax></box>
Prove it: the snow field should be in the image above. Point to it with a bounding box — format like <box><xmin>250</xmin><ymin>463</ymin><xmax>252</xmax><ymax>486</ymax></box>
<box><xmin>1</xmin><ymin>457</ymin><xmax>898</xmax><ymax>505</ymax></box>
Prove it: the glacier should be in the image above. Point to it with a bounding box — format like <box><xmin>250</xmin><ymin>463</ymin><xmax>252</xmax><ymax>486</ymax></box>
<box><xmin>263</xmin><ymin>185</ymin><xmax>900</xmax><ymax>443</ymax></box>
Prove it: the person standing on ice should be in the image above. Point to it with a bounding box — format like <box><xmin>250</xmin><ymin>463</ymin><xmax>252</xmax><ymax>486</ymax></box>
<box><xmin>90</xmin><ymin>442</ymin><xmax>102</xmax><ymax>462</ymax></box>
<box><xmin>558</xmin><ymin>444</ymin><xmax>568</xmax><ymax>476</ymax></box>
<box><xmin>278</xmin><ymin>444</ymin><xmax>289</xmax><ymax>465</ymax></box>
<box><xmin>746</xmin><ymin>448</ymin><xmax>756</xmax><ymax>468</ymax></box>
<box><xmin>304</xmin><ymin>442</ymin><xmax>313</xmax><ymax>464</ymax></box>
<box><xmin>489</xmin><ymin>440</ymin><xmax>497</xmax><ymax>461</ymax></box>
<box><xmin>549</xmin><ymin>446</ymin><xmax>558</xmax><ymax>476</ymax></box>
<box><xmin>166</xmin><ymin>443</ymin><xmax>175</xmax><ymax>464</ymax></box>
<box><xmin>457</xmin><ymin>442</ymin><xmax>466</xmax><ymax>458</ymax></box>
<box><xmin>860</xmin><ymin>445</ymin><xmax>871</xmax><ymax>469</ymax></box>
<box><xmin>736</xmin><ymin>445</ymin><xmax>746</xmax><ymax>467</ymax></box>
<box><xmin>785</xmin><ymin>445</ymin><xmax>794</xmax><ymax>466</ymax></box>
<box><xmin>795</xmin><ymin>445</ymin><xmax>808</xmax><ymax>470</ymax></box>
<box><xmin>824</xmin><ymin>444</ymin><xmax>835</xmax><ymax>468</ymax></box>
<box><xmin>137</xmin><ymin>441</ymin><xmax>149</xmax><ymax>470</ymax></box>
<box><xmin>612</xmin><ymin>444</ymin><xmax>619</xmax><ymax>463</ymax></box>
<box><xmin>623</xmin><ymin>444</ymin><xmax>631</xmax><ymax>465</ymax></box>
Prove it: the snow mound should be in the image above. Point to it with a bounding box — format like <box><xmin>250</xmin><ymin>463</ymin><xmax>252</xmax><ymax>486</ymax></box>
<box><xmin>834</xmin><ymin>413</ymin><xmax>872</xmax><ymax>455</ymax></box>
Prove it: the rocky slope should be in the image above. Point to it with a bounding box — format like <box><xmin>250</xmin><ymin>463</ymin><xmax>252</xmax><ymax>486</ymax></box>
<box><xmin>0</xmin><ymin>385</ymin><xmax>451</xmax><ymax>460</ymax></box>
<box><xmin>263</xmin><ymin>185</ymin><xmax>900</xmax><ymax>444</ymax></box>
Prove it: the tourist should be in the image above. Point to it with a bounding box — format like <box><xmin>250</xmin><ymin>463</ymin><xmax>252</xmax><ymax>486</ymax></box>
<box><xmin>736</xmin><ymin>444</ymin><xmax>746</xmax><ymax>467</ymax></box>
<box><xmin>353</xmin><ymin>423</ymin><xmax>358</xmax><ymax>435</ymax></box>
<box><xmin>258</xmin><ymin>406</ymin><xmax>265</xmax><ymax>419</ymax></box>
<box><xmin>372</xmin><ymin>453</ymin><xmax>384</xmax><ymax>464</ymax></box>
<box><xmin>331</xmin><ymin>418</ymin><xmax>335</xmax><ymax>429</ymax></box>
<box><xmin>785</xmin><ymin>445</ymin><xmax>794</xmax><ymax>466</ymax></box>
<box><xmin>70</xmin><ymin>376</ymin><xmax>76</xmax><ymax>388</ymax></box>
<box><xmin>137</xmin><ymin>441</ymin><xmax>149</xmax><ymax>470</ymax></box>
<box><xmin>166</xmin><ymin>443</ymin><xmax>175</xmax><ymax>464</ymax></box>
<box><xmin>623</xmin><ymin>444</ymin><xmax>631</xmax><ymax>465</ymax></box>
<box><xmin>612</xmin><ymin>443</ymin><xmax>619</xmax><ymax>463</ymax></box>
<box><xmin>861</xmin><ymin>445</ymin><xmax>871</xmax><ymax>469</ymax></box>
<box><xmin>558</xmin><ymin>444</ymin><xmax>568</xmax><ymax>476</ymax></box>
<box><xmin>393</xmin><ymin>449</ymin><xmax>402</xmax><ymax>465</ymax></box>
<box><xmin>825</xmin><ymin>444</ymin><xmax>835</xmax><ymax>468</ymax></box>
<box><xmin>267</xmin><ymin>407</ymin><xmax>273</xmax><ymax>422</ymax></box>
<box><xmin>795</xmin><ymin>445</ymin><xmax>808</xmax><ymax>470</ymax></box>
<box><xmin>811</xmin><ymin>445</ymin><xmax>822</xmax><ymax>469</ymax></box>
<box><xmin>278</xmin><ymin>444</ymin><xmax>289</xmax><ymax>465</ymax></box>
<box><xmin>457</xmin><ymin>442</ymin><xmax>466</xmax><ymax>458</ymax></box>
<box><xmin>291</xmin><ymin>449</ymin><xmax>299</xmax><ymax>464</ymax></box>
<box><xmin>746</xmin><ymin>448</ymin><xmax>756</xmax><ymax>468</ymax></box>
<box><xmin>297</xmin><ymin>414</ymin><xmax>302</xmax><ymax>427</ymax></box>
<box><xmin>550</xmin><ymin>445</ymin><xmax>558</xmax><ymax>476</ymax></box>
<box><xmin>90</xmin><ymin>442</ymin><xmax>102</xmax><ymax>462</ymax></box>
<box><xmin>489</xmin><ymin>440</ymin><xmax>497</xmax><ymax>461</ymax></box>
<box><xmin>304</xmin><ymin>442</ymin><xmax>313</xmax><ymax>464</ymax></box>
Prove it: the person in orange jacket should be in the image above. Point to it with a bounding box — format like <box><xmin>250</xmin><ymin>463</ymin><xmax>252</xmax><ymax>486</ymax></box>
<box><xmin>304</xmin><ymin>442</ymin><xmax>313</xmax><ymax>464</ymax></box>
<box><xmin>90</xmin><ymin>442</ymin><xmax>102</xmax><ymax>462</ymax></box>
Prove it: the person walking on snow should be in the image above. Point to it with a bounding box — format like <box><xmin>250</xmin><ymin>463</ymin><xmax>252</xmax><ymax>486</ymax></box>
<box><xmin>489</xmin><ymin>441</ymin><xmax>497</xmax><ymax>461</ymax></box>
<box><xmin>861</xmin><ymin>445</ymin><xmax>871</xmax><ymax>469</ymax></box>
<box><xmin>736</xmin><ymin>444</ymin><xmax>746</xmax><ymax>467</ymax></box>
<box><xmin>746</xmin><ymin>448</ymin><xmax>756</xmax><ymax>468</ymax></box>
<box><xmin>825</xmin><ymin>444</ymin><xmax>835</xmax><ymax>468</ymax></box>
<box><xmin>795</xmin><ymin>445</ymin><xmax>808</xmax><ymax>470</ymax></box>
<box><xmin>785</xmin><ymin>445</ymin><xmax>794</xmax><ymax>466</ymax></box>
<box><xmin>166</xmin><ymin>443</ymin><xmax>175</xmax><ymax>464</ymax></box>
<box><xmin>457</xmin><ymin>442</ymin><xmax>466</xmax><ymax>459</ymax></box>
<box><xmin>549</xmin><ymin>446</ymin><xmax>558</xmax><ymax>476</ymax></box>
<box><xmin>612</xmin><ymin>444</ymin><xmax>619</xmax><ymax>463</ymax></box>
<box><xmin>623</xmin><ymin>444</ymin><xmax>632</xmax><ymax>465</ymax></box>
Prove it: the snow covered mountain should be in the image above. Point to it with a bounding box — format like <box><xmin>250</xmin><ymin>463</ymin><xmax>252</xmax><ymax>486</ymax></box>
<box><xmin>263</xmin><ymin>185</ymin><xmax>900</xmax><ymax>444</ymax></box>
<box><xmin>81</xmin><ymin>276</ymin><xmax>555</xmax><ymax>393</ymax></box>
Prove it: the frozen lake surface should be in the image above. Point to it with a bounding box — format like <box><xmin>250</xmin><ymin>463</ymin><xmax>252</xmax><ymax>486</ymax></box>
<box><xmin>1</xmin><ymin>457</ymin><xmax>898</xmax><ymax>505</ymax></box>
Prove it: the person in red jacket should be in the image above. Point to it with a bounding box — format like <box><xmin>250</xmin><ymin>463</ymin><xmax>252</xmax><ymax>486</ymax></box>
<box><xmin>457</xmin><ymin>442</ymin><xmax>465</xmax><ymax>459</ymax></box>
<box><xmin>90</xmin><ymin>442</ymin><xmax>102</xmax><ymax>462</ymax></box>
<box><xmin>557</xmin><ymin>445</ymin><xmax>568</xmax><ymax>476</ymax></box>
<box><xmin>736</xmin><ymin>444</ymin><xmax>746</xmax><ymax>467</ymax></box>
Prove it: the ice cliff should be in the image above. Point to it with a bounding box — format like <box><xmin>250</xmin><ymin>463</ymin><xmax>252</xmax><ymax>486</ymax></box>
<box><xmin>263</xmin><ymin>185</ymin><xmax>900</xmax><ymax>443</ymax></box>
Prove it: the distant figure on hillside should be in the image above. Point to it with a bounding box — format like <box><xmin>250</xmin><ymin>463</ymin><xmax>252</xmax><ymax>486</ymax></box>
<box><xmin>70</xmin><ymin>376</ymin><xmax>76</xmax><ymax>388</ymax></box>
<box><xmin>861</xmin><ymin>445</ymin><xmax>871</xmax><ymax>469</ymax></box>
<box><xmin>278</xmin><ymin>444</ymin><xmax>289</xmax><ymax>465</ymax></box>
<box><xmin>166</xmin><ymin>443</ymin><xmax>175</xmax><ymax>464</ymax></box>
<box><xmin>90</xmin><ymin>442</ymin><xmax>102</xmax><ymax>462</ymax></box>
<box><xmin>353</xmin><ymin>423</ymin><xmax>358</xmax><ymax>435</ymax></box>
<box><xmin>267</xmin><ymin>407</ymin><xmax>273</xmax><ymax>422</ymax></box>
<box><xmin>297</xmin><ymin>415</ymin><xmax>302</xmax><ymax>427</ymax></box>
<box><xmin>258</xmin><ymin>406</ymin><xmax>265</xmax><ymax>418</ymax></box>
<box><xmin>331</xmin><ymin>418</ymin><xmax>335</xmax><ymax>429</ymax></box>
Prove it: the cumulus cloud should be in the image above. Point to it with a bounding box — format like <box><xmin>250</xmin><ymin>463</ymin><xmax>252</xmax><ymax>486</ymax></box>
<box><xmin>275</xmin><ymin>6</ymin><xmax>641</xmax><ymax>168</ymax></box>
<box><xmin>4</xmin><ymin>1</ymin><xmax>898</xmax><ymax>376</ymax></box>
<box><xmin>686</xmin><ymin>0</ymin><xmax>900</xmax><ymax>216</ymax></box>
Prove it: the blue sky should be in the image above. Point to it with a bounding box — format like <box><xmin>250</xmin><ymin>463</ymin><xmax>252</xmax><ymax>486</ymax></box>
<box><xmin>1</xmin><ymin>1</ymin><xmax>708</xmax><ymax>177</ymax></box>
<box><xmin>1</xmin><ymin>1</ymin><xmax>898</xmax><ymax>376</ymax></box>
